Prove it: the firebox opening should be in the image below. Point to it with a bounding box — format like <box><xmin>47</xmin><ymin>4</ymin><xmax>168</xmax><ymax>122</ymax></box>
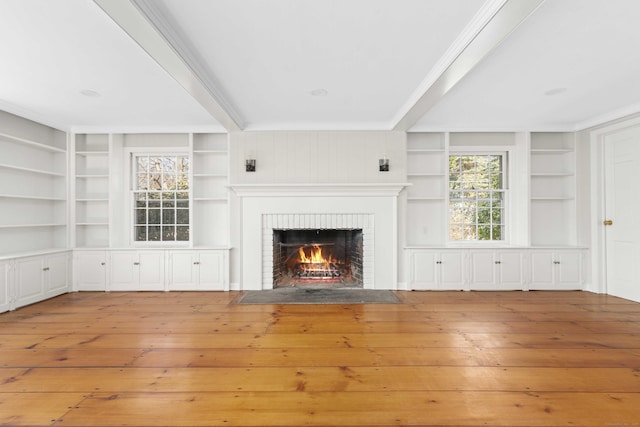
<box><xmin>273</xmin><ymin>229</ymin><xmax>363</xmax><ymax>288</ymax></box>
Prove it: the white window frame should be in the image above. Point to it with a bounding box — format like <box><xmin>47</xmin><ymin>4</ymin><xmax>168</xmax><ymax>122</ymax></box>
<box><xmin>125</xmin><ymin>148</ymin><xmax>192</xmax><ymax>247</ymax></box>
<box><xmin>447</xmin><ymin>148</ymin><xmax>511</xmax><ymax>246</ymax></box>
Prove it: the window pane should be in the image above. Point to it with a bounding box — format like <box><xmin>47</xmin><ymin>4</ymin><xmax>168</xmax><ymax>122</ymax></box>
<box><xmin>136</xmin><ymin>209</ymin><xmax>146</xmax><ymax>225</ymax></box>
<box><xmin>177</xmin><ymin>209</ymin><xmax>189</xmax><ymax>225</ymax></box>
<box><xmin>162</xmin><ymin>209</ymin><xmax>175</xmax><ymax>225</ymax></box>
<box><xmin>176</xmin><ymin>226</ymin><xmax>189</xmax><ymax>241</ymax></box>
<box><xmin>148</xmin><ymin>226</ymin><xmax>161</xmax><ymax>241</ymax></box>
<box><xmin>148</xmin><ymin>209</ymin><xmax>160</xmax><ymax>224</ymax></box>
<box><xmin>162</xmin><ymin>226</ymin><xmax>176</xmax><ymax>241</ymax></box>
<box><xmin>135</xmin><ymin>226</ymin><xmax>147</xmax><ymax>241</ymax></box>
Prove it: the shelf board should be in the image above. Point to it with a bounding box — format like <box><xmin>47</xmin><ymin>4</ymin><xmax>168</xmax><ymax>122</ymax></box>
<box><xmin>0</xmin><ymin>131</ymin><xmax>66</xmax><ymax>153</ymax></box>
<box><xmin>76</xmin><ymin>222</ymin><xmax>109</xmax><ymax>226</ymax></box>
<box><xmin>0</xmin><ymin>194</ymin><xmax>65</xmax><ymax>201</ymax></box>
<box><xmin>193</xmin><ymin>173</ymin><xmax>228</xmax><ymax>178</ymax></box>
<box><xmin>0</xmin><ymin>162</ymin><xmax>65</xmax><ymax>177</ymax></box>
<box><xmin>76</xmin><ymin>174</ymin><xmax>109</xmax><ymax>178</ymax></box>
<box><xmin>76</xmin><ymin>151</ymin><xmax>109</xmax><ymax>156</ymax></box>
<box><xmin>0</xmin><ymin>223</ymin><xmax>66</xmax><ymax>229</ymax></box>
<box><xmin>193</xmin><ymin>197</ymin><xmax>228</xmax><ymax>202</ymax></box>
<box><xmin>76</xmin><ymin>197</ymin><xmax>109</xmax><ymax>202</ymax></box>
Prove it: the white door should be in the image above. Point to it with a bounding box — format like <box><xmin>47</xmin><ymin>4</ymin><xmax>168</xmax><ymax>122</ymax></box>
<box><xmin>605</xmin><ymin>126</ymin><xmax>640</xmax><ymax>302</ymax></box>
<box><xmin>110</xmin><ymin>251</ymin><xmax>139</xmax><ymax>291</ymax></box>
<box><xmin>169</xmin><ymin>251</ymin><xmax>197</xmax><ymax>290</ymax></box>
<box><xmin>137</xmin><ymin>251</ymin><xmax>165</xmax><ymax>291</ymax></box>
<box><xmin>0</xmin><ymin>261</ymin><xmax>11</xmax><ymax>313</ymax></box>
<box><xmin>198</xmin><ymin>251</ymin><xmax>225</xmax><ymax>290</ymax></box>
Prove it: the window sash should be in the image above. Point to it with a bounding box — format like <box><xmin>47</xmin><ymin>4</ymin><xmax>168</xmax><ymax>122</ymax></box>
<box><xmin>448</xmin><ymin>154</ymin><xmax>506</xmax><ymax>242</ymax></box>
<box><xmin>133</xmin><ymin>154</ymin><xmax>190</xmax><ymax>243</ymax></box>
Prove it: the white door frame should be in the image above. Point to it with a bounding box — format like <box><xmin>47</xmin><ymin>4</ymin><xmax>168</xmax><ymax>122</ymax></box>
<box><xmin>589</xmin><ymin>114</ymin><xmax>640</xmax><ymax>295</ymax></box>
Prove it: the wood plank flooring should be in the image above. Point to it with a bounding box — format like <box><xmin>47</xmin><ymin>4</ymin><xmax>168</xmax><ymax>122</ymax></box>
<box><xmin>1</xmin><ymin>290</ymin><xmax>640</xmax><ymax>426</ymax></box>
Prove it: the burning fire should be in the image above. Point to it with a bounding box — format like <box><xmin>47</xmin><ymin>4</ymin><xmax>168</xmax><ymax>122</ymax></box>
<box><xmin>298</xmin><ymin>245</ymin><xmax>333</xmax><ymax>266</ymax></box>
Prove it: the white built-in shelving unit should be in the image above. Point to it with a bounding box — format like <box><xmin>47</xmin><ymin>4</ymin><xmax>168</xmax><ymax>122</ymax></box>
<box><xmin>404</xmin><ymin>131</ymin><xmax>583</xmax><ymax>291</ymax></box>
<box><xmin>191</xmin><ymin>133</ymin><xmax>229</xmax><ymax>247</ymax></box>
<box><xmin>405</xmin><ymin>132</ymin><xmax>447</xmax><ymax>246</ymax></box>
<box><xmin>73</xmin><ymin>134</ymin><xmax>110</xmax><ymax>248</ymax></box>
<box><xmin>0</xmin><ymin>131</ymin><xmax>67</xmax><ymax>256</ymax></box>
<box><xmin>529</xmin><ymin>132</ymin><xmax>576</xmax><ymax>246</ymax></box>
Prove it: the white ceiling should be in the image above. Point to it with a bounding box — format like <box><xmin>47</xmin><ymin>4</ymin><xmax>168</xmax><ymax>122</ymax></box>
<box><xmin>0</xmin><ymin>0</ymin><xmax>639</xmax><ymax>133</ymax></box>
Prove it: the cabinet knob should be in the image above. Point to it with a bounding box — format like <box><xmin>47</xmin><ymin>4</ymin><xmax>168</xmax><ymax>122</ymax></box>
<box><xmin>193</xmin><ymin>261</ymin><xmax>200</xmax><ymax>265</ymax></box>
<box><xmin>133</xmin><ymin>262</ymin><xmax>140</xmax><ymax>266</ymax></box>
<box><xmin>100</xmin><ymin>262</ymin><xmax>106</xmax><ymax>266</ymax></box>
<box><xmin>495</xmin><ymin>261</ymin><xmax>501</xmax><ymax>264</ymax></box>
<box><xmin>42</xmin><ymin>267</ymin><xmax>50</xmax><ymax>271</ymax></box>
<box><xmin>436</xmin><ymin>261</ymin><xmax>442</xmax><ymax>264</ymax></box>
<box><xmin>603</xmin><ymin>219</ymin><xmax>613</xmax><ymax>226</ymax></box>
<box><xmin>554</xmin><ymin>261</ymin><xmax>560</xmax><ymax>264</ymax></box>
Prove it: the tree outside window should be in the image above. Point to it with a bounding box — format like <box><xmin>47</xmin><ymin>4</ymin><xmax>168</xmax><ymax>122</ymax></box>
<box><xmin>134</xmin><ymin>155</ymin><xmax>190</xmax><ymax>242</ymax></box>
<box><xmin>449</xmin><ymin>154</ymin><xmax>504</xmax><ymax>241</ymax></box>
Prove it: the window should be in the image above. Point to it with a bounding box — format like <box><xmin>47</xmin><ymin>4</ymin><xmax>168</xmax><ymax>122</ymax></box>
<box><xmin>133</xmin><ymin>155</ymin><xmax>190</xmax><ymax>242</ymax></box>
<box><xmin>449</xmin><ymin>154</ymin><xmax>505</xmax><ymax>241</ymax></box>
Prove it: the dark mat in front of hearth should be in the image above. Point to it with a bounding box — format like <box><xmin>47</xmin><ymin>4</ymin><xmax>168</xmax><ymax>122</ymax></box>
<box><xmin>236</xmin><ymin>288</ymin><xmax>400</xmax><ymax>304</ymax></box>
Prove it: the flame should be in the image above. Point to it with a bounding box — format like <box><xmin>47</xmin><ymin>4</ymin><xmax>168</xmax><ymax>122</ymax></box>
<box><xmin>298</xmin><ymin>245</ymin><xmax>330</xmax><ymax>264</ymax></box>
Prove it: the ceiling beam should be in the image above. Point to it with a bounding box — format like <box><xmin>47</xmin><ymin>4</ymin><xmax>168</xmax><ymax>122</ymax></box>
<box><xmin>392</xmin><ymin>0</ymin><xmax>546</xmax><ymax>131</ymax></box>
<box><xmin>93</xmin><ymin>0</ymin><xmax>242</xmax><ymax>132</ymax></box>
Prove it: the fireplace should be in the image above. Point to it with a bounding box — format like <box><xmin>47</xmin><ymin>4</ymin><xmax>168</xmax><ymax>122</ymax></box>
<box><xmin>232</xmin><ymin>184</ymin><xmax>408</xmax><ymax>290</ymax></box>
<box><xmin>273</xmin><ymin>229</ymin><xmax>363</xmax><ymax>287</ymax></box>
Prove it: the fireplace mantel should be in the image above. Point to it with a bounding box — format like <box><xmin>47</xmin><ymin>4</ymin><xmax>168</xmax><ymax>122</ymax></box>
<box><xmin>229</xmin><ymin>183</ymin><xmax>410</xmax><ymax>197</ymax></box>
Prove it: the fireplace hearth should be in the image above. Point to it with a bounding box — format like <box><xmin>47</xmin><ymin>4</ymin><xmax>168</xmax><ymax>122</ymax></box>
<box><xmin>273</xmin><ymin>229</ymin><xmax>363</xmax><ymax>288</ymax></box>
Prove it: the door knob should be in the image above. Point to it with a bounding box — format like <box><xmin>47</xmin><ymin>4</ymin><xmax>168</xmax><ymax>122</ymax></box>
<box><xmin>603</xmin><ymin>220</ymin><xmax>613</xmax><ymax>226</ymax></box>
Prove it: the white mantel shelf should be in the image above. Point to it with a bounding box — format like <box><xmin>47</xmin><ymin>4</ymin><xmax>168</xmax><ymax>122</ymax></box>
<box><xmin>229</xmin><ymin>183</ymin><xmax>411</xmax><ymax>197</ymax></box>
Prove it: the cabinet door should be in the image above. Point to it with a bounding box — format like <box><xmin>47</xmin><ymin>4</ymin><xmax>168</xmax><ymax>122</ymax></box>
<box><xmin>555</xmin><ymin>251</ymin><xmax>582</xmax><ymax>289</ymax></box>
<box><xmin>409</xmin><ymin>251</ymin><xmax>438</xmax><ymax>290</ymax></box>
<box><xmin>75</xmin><ymin>251</ymin><xmax>107</xmax><ymax>291</ymax></box>
<box><xmin>109</xmin><ymin>251</ymin><xmax>139</xmax><ymax>291</ymax></box>
<box><xmin>497</xmin><ymin>251</ymin><xmax>524</xmax><ymax>289</ymax></box>
<box><xmin>529</xmin><ymin>251</ymin><xmax>555</xmax><ymax>290</ymax></box>
<box><xmin>198</xmin><ymin>251</ymin><xmax>225</xmax><ymax>290</ymax></box>
<box><xmin>469</xmin><ymin>251</ymin><xmax>495</xmax><ymax>290</ymax></box>
<box><xmin>168</xmin><ymin>251</ymin><xmax>197</xmax><ymax>290</ymax></box>
<box><xmin>439</xmin><ymin>252</ymin><xmax>465</xmax><ymax>290</ymax></box>
<box><xmin>137</xmin><ymin>251</ymin><xmax>165</xmax><ymax>291</ymax></box>
<box><xmin>0</xmin><ymin>261</ymin><xmax>11</xmax><ymax>313</ymax></box>
<box><xmin>14</xmin><ymin>256</ymin><xmax>44</xmax><ymax>308</ymax></box>
<box><xmin>45</xmin><ymin>253</ymin><xmax>69</xmax><ymax>296</ymax></box>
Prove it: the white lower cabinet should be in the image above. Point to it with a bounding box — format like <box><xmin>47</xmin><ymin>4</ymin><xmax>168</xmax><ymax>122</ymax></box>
<box><xmin>168</xmin><ymin>250</ymin><xmax>228</xmax><ymax>291</ymax></box>
<box><xmin>529</xmin><ymin>250</ymin><xmax>583</xmax><ymax>290</ymax></box>
<box><xmin>408</xmin><ymin>250</ymin><xmax>465</xmax><ymax>290</ymax></box>
<box><xmin>110</xmin><ymin>251</ymin><xmax>165</xmax><ymax>291</ymax></box>
<box><xmin>74</xmin><ymin>250</ymin><xmax>108</xmax><ymax>291</ymax></box>
<box><xmin>469</xmin><ymin>250</ymin><xmax>525</xmax><ymax>290</ymax></box>
<box><xmin>14</xmin><ymin>252</ymin><xmax>70</xmax><ymax>309</ymax></box>
<box><xmin>0</xmin><ymin>260</ymin><xmax>11</xmax><ymax>313</ymax></box>
<box><xmin>407</xmin><ymin>248</ymin><xmax>584</xmax><ymax>291</ymax></box>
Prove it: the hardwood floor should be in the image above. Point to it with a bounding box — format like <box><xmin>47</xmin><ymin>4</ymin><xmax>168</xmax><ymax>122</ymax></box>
<box><xmin>1</xmin><ymin>290</ymin><xmax>640</xmax><ymax>426</ymax></box>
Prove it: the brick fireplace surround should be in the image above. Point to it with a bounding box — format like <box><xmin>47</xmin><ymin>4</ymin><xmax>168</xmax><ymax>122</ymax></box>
<box><xmin>231</xmin><ymin>184</ymin><xmax>407</xmax><ymax>290</ymax></box>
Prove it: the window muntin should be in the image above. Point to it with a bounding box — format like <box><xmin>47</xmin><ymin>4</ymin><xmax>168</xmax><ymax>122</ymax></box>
<box><xmin>133</xmin><ymin>155</ymin><xmax>190</xmax><ymax>242</ymax></box>
<box><xmin>449</xmin><ymin>154</ymin><xmax>505</xmax><ymax>241</ymax></box>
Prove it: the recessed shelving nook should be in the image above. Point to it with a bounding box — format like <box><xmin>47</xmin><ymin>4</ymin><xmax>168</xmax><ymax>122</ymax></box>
<box><xmin>191</xmin><ymin>133</ymin><xmax>229</xmax><ymax>247</ymax></box>
<box><xmin>0</xmin><ymin>130</ymin><xmax>67</xmax><ymax>256</ymax></box>
<box><xmin>72</xmin><ymin>134</ymin><xmax>110</xmax><ymax>248</ymax></box>
<box><xmin>530</xmin><ymin>132</ymin><xmax>576</xmax><ymax>246</ymax></box>
<box><xmin>405</xmin><ymin>132</ymin><xmax>447</xmax><ymax>245</ymax></box>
